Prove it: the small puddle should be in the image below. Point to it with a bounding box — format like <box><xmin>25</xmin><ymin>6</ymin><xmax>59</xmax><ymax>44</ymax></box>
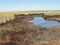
<box><xmin>28</xmin><ymin>17</ymin><xmax>60</xmax><ymax>28</ymax></box>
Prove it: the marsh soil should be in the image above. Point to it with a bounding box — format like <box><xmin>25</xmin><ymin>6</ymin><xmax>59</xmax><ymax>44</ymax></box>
<box><xmin>44</xmin><ymin>15</ymin><xmax>60</xmax><ymax>22</ymax></box>
<box><xmin>0</xmin><ymin>14</ymin><xmax>60</xmax><ymax>45</ymax></box>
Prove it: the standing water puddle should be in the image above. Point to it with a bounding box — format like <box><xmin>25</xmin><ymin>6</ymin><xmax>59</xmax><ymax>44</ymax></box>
<box><xmin>28</xmin><ymin>17</ymin><xmax>60</xmax><ymax>28</ymax></box>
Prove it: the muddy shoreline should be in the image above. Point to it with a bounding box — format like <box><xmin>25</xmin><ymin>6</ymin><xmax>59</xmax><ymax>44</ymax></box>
<box><xmin>43</xmin><ymin>15</ymin><xmax>60</xmax><ymax>22</ymax></box>
<box><xmin>15</xmin><ymin>14</ymin><xmax>60</xmax><ymax>22</ymax></box>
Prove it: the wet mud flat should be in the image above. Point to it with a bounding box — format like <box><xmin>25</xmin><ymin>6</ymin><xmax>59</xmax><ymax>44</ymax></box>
<box><xmin>0</xmin><ymin>14</ymin><xmax>60</xmax><ymax>45</ymax></box>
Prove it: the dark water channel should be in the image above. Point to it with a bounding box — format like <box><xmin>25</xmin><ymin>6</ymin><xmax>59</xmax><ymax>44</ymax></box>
<box><xmin>28</xmin><ymin>17</ymin><xmax>60</xmax><ymax>28</ymax></box>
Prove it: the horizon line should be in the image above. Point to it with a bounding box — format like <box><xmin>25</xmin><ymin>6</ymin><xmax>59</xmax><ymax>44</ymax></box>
<box><xmin>0</xmin><ymin>10</ymin><xmax>60</xmax><ymax>12</ymax></box>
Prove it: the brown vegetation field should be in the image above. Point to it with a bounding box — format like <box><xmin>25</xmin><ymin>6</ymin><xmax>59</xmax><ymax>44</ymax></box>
<box><xmin>0</xmin><ymin>11</ymin><xmax>60</xmax><ymax>45</ymax></box>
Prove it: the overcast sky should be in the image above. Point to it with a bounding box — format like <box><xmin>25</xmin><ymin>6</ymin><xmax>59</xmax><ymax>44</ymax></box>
<box><xmin>0</xmin><ymin>0</ymin><xmax>60</xmax><ymax>11</ymax></box>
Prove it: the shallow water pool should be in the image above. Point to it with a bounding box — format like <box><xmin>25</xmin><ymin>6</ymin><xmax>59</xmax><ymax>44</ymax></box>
<box><xmin>28</xmin><ymin>17</ymin><xmax>60</xmax><ymax>28</ymax></box>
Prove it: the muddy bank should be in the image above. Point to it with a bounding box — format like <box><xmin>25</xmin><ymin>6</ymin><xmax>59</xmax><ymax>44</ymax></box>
<box><xmin>15</xmin><ymin>14</ymin><xmax>60</xmax><ymax>22</ymax></box>
<box><xmin>44</xmin><ymin>15</ymin><xmax>60</xmax><ymax>22</ymax></box>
